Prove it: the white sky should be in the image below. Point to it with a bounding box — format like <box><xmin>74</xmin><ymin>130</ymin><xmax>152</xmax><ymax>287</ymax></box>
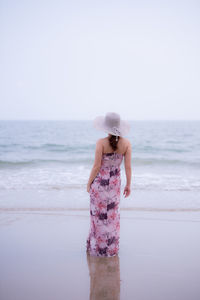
<box><xmin>0</xmin><ymin>0</ymin><xmax>200</xmax><ymax>120</ymax></box>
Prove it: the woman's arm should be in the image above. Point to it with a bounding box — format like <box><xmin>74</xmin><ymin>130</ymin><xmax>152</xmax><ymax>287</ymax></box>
<box><xmin>87</xmin><ymin>139</ymin><xmax>103</xmax><ymax>192</ymax></box>
<box><xmin>123</xmin><ymin>141</ymin><xmax>132</xmax><ymax>197</ymax></box>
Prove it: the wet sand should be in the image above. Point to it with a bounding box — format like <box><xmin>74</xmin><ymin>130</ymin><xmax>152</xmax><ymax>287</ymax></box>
<box><xmin>0</xmin><ymin>209</ymin><xmax>200</xmax><ymax>300</ymax></box>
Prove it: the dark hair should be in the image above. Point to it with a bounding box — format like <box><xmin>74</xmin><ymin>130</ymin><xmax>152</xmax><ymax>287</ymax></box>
<box><xmin>108</xmin><ymin>135</ymin><xmax>120</xmax><ymax>151</ymax></box>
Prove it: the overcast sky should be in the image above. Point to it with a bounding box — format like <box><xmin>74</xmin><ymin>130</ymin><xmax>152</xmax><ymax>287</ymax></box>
<box><xmin>0</xmin><ymin>0</ymin><xmax>199</xmax><ymax>120</ymax></box>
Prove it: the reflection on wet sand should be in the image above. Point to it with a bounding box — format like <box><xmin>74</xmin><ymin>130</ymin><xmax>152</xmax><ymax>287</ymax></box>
<box><xmin>86</xmin><ymin>252</ymin><xmax>120</xmax><ymax>300</ymax></box>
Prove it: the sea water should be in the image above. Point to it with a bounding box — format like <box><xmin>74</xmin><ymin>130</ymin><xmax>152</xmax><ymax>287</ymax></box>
<box><xmin>0</xmin><ymin>120</ymin><xmax>200</xmax><ymax>211</ymax></box>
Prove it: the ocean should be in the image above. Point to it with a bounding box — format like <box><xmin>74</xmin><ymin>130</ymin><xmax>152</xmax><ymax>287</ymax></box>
<box><xmin>0</xmin><ymin>120</ymin><xmax>200</xmax><ymax>212</ymax></box>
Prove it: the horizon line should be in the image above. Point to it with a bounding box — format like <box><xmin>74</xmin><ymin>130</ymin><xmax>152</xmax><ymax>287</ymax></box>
<box><xmin>0</xmin><ymin>119</ymin><xmax>200</xmax><ymax>122</ymax></box>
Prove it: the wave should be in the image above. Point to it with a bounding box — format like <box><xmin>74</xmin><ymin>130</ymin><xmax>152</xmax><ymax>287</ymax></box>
<box><xmin>0</xmin><ymin>143</ymin><xmax>93</xmax><ymax>152</ymax></box>
<box><xmin>0</xmin><ymin>157</ymin><xmax>200</xmax><ymax>168</ymax></box>
<box><xmin>133</xmin><ymin>157</ymin><xmax>200</xmax><ymax>167</ymax></box>
<box><xmin>25</xmin><ymin>144</ymin><xmax>92</xmax><ymax>152</ymax></box>
<box><xmin>134</xmin><ymin>145</ymin><xmax>194</xmax><ymax>153</ymax></box>
<box><xmin>0</xmin><ymin>158</ymin><xmax>91</xmax><ymax>167</ymax></box>
<box><xmin>0</xmin><ymin>141</ymin><xmax>199</xmax><ymax>155</ymax></box>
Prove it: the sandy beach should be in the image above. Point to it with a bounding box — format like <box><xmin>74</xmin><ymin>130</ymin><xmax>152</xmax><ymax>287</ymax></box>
<box><xmin>1</xmin><ymin>204</ymin><xmax>200</xmax><ymax>300</ymax></box>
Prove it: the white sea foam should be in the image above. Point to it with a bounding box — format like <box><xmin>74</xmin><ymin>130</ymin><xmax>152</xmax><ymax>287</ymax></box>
<box><xmin>0</xmin><ymin>164</ymin><xmax>200</xmax><ymax>191</ymax></box>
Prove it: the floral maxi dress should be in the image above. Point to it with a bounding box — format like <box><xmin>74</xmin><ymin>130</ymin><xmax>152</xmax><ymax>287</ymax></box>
<box><xmin>86</xmin><ymin>152</ymin><xmax>124</xmax><ymax>257</ymax></box>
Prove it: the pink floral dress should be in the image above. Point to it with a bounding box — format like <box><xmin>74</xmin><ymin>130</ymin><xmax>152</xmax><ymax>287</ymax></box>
<box><xmin>86</xmin><ymin>152</ymin><xmax>124</xmax><ymax>257</ymax></box>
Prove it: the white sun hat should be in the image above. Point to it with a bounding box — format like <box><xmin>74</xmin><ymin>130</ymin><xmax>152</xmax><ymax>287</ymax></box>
<box><xmin>93</xmin><ymin>112</ymin><xmax>130</xmax><ymax>137</ymax></box>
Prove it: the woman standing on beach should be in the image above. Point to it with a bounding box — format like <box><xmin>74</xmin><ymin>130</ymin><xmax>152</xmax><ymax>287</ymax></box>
<box><xmin>86</xmin><ymin>112</ymin><xmax>132</xmax><ymax>257</ymax></box>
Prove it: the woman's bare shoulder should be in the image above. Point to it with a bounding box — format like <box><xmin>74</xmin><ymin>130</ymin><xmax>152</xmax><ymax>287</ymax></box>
<box><xmin>96</xmin><ymin>137</ymin><xmax>107</xmax><ymax>144</ymax></box>
<box><xmin>120</xmin><ymin>137</ymin><xmax>131</xmax><ymax>154</ymax></box>
<box><xmin>95</xmin><ymin>138</ymin><xmax>107</xmax><ymax>149</ymax></box>
<box><xmin>96</xmin><ymin>137</ymin><xmax>109</xmax><ymax>144</ymax></box>
<box><xmin>120</xmin><ymin>137</ymin><xmax>131</xmax><ymax>146</ymax></box>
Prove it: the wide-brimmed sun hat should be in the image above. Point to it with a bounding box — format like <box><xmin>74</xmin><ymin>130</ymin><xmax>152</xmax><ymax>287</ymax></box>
<box><xmin>93</xmin><ymin>112</ymin><xmax>130</xmax><ymax>137</ymax></box>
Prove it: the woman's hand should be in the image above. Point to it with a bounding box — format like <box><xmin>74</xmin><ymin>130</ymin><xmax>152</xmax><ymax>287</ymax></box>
<box><xmin>123</xmin><ymin>185</ymin><xmax>131</xmax><ymax>198</ymax></box>
<box><xmin>87</xmin><ymin>183</ymin><xmax>91</xmax><ymax>193</ymax></box>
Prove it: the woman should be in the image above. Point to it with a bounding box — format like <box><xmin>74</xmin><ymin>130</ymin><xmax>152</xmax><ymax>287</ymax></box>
<box><xmin>86</xmin><ymin>112</ymin><xmax>132</xmax><ymax>257</ymax></box>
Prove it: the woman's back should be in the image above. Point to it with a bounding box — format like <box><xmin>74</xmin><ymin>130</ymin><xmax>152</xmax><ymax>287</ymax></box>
<box><xmin>101</xmin><ymin>152</ymin><xmax>123</xmax><ymax>170</ymax></box>
<box><xmin>101</xmin><ymin>136</ymin><xmax>130</xmax><ymax>155</ymax></box>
